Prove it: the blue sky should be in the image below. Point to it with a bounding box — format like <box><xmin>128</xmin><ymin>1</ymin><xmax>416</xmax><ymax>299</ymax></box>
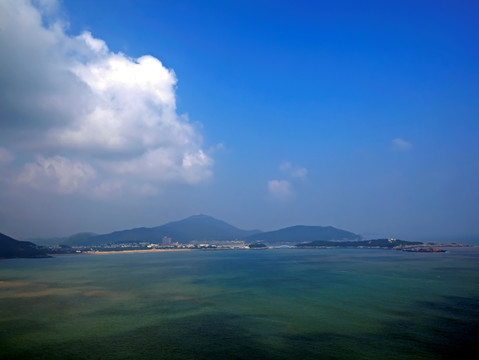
<box><xmin>0</xmin><ymin>0</ymin><xmax>478</xmax><ymax>239</ymax></box>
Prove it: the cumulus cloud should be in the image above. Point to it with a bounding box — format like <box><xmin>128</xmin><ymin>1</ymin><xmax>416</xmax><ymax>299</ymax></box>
<box><xmin>268</xmin><ymin>180</ymin><xmax>293</xmax><ymax>200</ymax></box>
<box><xmin>268</xmin><ymin>161</ymin><xmax>307</xmax><ymax>201</ymax></box>
<box><xmin>279</xmin><ymin>161</ymin><xmax>308</xmax><ymax>179</ymax></box>
<box><xmin>16</xmin><ymin>156</ymin><xmax>96</xmax><ymax>194</ymax></box>
<box><xmin>391</xmin><ymin>138</ymin><xmax>413</xmax><ymax>151</ymax></box>
<box><xmin>0</xmin><ymin>0</ymin><xmax>212</xmax><ymax>196</ymax></box>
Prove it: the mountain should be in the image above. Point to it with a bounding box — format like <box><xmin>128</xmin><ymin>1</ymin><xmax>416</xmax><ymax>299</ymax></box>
<box><xmin>0</xmin><ymin>233</ymin><xmax>49</xmax><ymax>259</ymax></box>
<box><xmin>154</xmin><ymin>215</ymin><xmax>261</xmax><ymax>243</ymax></box>
<box><xmin>243</xmin><ymin>225</ymin><xmax>361</xmax><ymax>245</ymax></box>
<box><xmin>63</xmin><ymin>215</ymin><xmax>262</xmax><ymax>246</ymax></box>
<box><xmin>27</xmin><ymin>232</ymin><xmax>97</xmax><ymax>246</ymax></box>
<box><xmin>59</xmin><ymin>216</ymin><xmax>362</xmax><ymax>247</ymax></box>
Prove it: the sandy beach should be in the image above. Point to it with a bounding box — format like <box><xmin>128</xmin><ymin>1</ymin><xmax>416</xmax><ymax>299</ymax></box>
<box><xmin>87</xmin><ymin>248</ymin><xmax>196</xmax><ymax>255</ymax></box>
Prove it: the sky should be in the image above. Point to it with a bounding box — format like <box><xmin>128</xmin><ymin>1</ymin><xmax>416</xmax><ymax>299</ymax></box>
<box><xmin>0</xmin><ymin>0</ymin><xmax>478</xmax><ymax>240</ymax></box>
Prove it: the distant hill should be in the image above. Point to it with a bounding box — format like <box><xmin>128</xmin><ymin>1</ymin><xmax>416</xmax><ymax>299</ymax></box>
<box><xmin>0</xmin><ymin>233</ymin><xmax>49</xmax><ymax>259</ymax></box>
<box><xmin>244</xmin><ymin>225</ymin><xmax>361</xmax><ymax>245</ymax></box>
<box><xmin>64</xmin><ymin>215</ymin><xmax>262</xmax><ymax>246</ymax></box>
<box><xmin>29</xmin><ymin>232</ymin><xmax>97</xmax><ymax>246</ymax></box>
<box><xmin>67</xmin><ymin>232</ymin><xmax>97</xmax><ymax>244</ymax></box>
<box><xmin>51</xmin><ymin>216</ymin><xmax>367</xmax><ymax>247</ymax></box>
<box><xmin>296</xmin><ymin>238</ymin><xmax>422</xmax><ymax>248</ymax></box>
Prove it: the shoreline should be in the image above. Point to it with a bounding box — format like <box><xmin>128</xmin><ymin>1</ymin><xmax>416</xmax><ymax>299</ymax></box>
<box><xmin>3</xmin><ymin>244</ymin><xmax>475</xmax><ymax>260</ymax></box>
<box><xmin>86</xmin><ymin>248</ymin><xmax>196</xmax><ymax>255</ymax></box>
<box><xmin>56</xmin><ymin>243</ymin><xmax>475</xmax><ymax>257</ymax></box>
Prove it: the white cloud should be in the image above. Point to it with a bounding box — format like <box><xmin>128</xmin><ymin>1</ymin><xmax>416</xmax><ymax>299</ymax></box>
<box><xmin>279</xmin><ymin>161</ymin><xmax>292</xmax><ymax>172</ymax></box>
<box><xmin>279</xmin><ymin>161</ymin><xmax>308</xmax><ymax>179</ymax></box>
<box><xmin>109</xmin><ymin>148</ymin><xmax>212</xmax><ymax>185</ymax></box>
<box><xmin>77</xmin><ymin>31</ymin><xmax>108</xmax><ymax>54</ymax></box>
<box><xmin>268</xmin><ymin>180</ymin><xmax>294</xmax><ymax>200</ymax></box>
<box><xmin>391</xmin><ymin>138</ymin><xmax>413</xmax><ymax>151</ymax></box>
<box><xmin>268</xmin><ymin>162</ymin><xmax>307</xmax><ymax>201</ymax></box>
<box><xmin>16</xmin><ymin>156</ymin><xmax>96</xmax><ymax>194</ymax></box>
<box><xmin>0</xmin><ymin>0</ymin><xmax>212</xmax><ymax>196</ymax></box>
<box><xmin>291</xmin><ymin>167</ymin><xmax>308</xmax><ymax>179</ymax></box>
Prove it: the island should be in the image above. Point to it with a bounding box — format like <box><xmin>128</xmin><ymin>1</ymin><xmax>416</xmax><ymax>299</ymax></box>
<box><xmin>295</xmin><ymin>238</ymin><xmax>456</xmax><ymax>252</ymax></box>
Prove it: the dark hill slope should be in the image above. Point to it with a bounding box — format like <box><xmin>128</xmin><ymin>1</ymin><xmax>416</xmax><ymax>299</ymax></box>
<box><xmin>0</xmin><ymin>233</ymin><xmax>49</xmax><ymax>259</ymax></box>
<box><xmin>244</xmin><ymin>225</ymin><xmax>361</xmax><ymax>245</ymax></box>
<box><xmin>65</xmin><ymin>215</ymin><xmax>262</xmax><ymax>246</ymax></box>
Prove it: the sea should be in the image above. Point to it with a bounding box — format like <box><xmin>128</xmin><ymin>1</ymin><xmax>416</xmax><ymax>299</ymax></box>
<box><xmin>1</xmin><ymin>247</ymin><xmax>478</xmax><ymax>359</ymax></box>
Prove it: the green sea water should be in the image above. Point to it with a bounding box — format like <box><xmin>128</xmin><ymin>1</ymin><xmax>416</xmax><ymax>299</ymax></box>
<box><xmin>1</xmin><ymin>248</ymin><xmax>478</xmax><ymax>359</ymax></box>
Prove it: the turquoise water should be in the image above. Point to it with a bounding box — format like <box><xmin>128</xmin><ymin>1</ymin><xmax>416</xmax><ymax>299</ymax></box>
<box><xmin>1</xmin><ymin>248</ymin><xmax>478</xmax><ymax>359</ymax></box>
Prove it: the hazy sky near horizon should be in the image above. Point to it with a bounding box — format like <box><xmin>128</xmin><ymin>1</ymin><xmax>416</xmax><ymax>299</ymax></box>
<box><xmin>1</xmin><ymin>0</ymin><xmax>478</xmax><ymax>240</ymax></box>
